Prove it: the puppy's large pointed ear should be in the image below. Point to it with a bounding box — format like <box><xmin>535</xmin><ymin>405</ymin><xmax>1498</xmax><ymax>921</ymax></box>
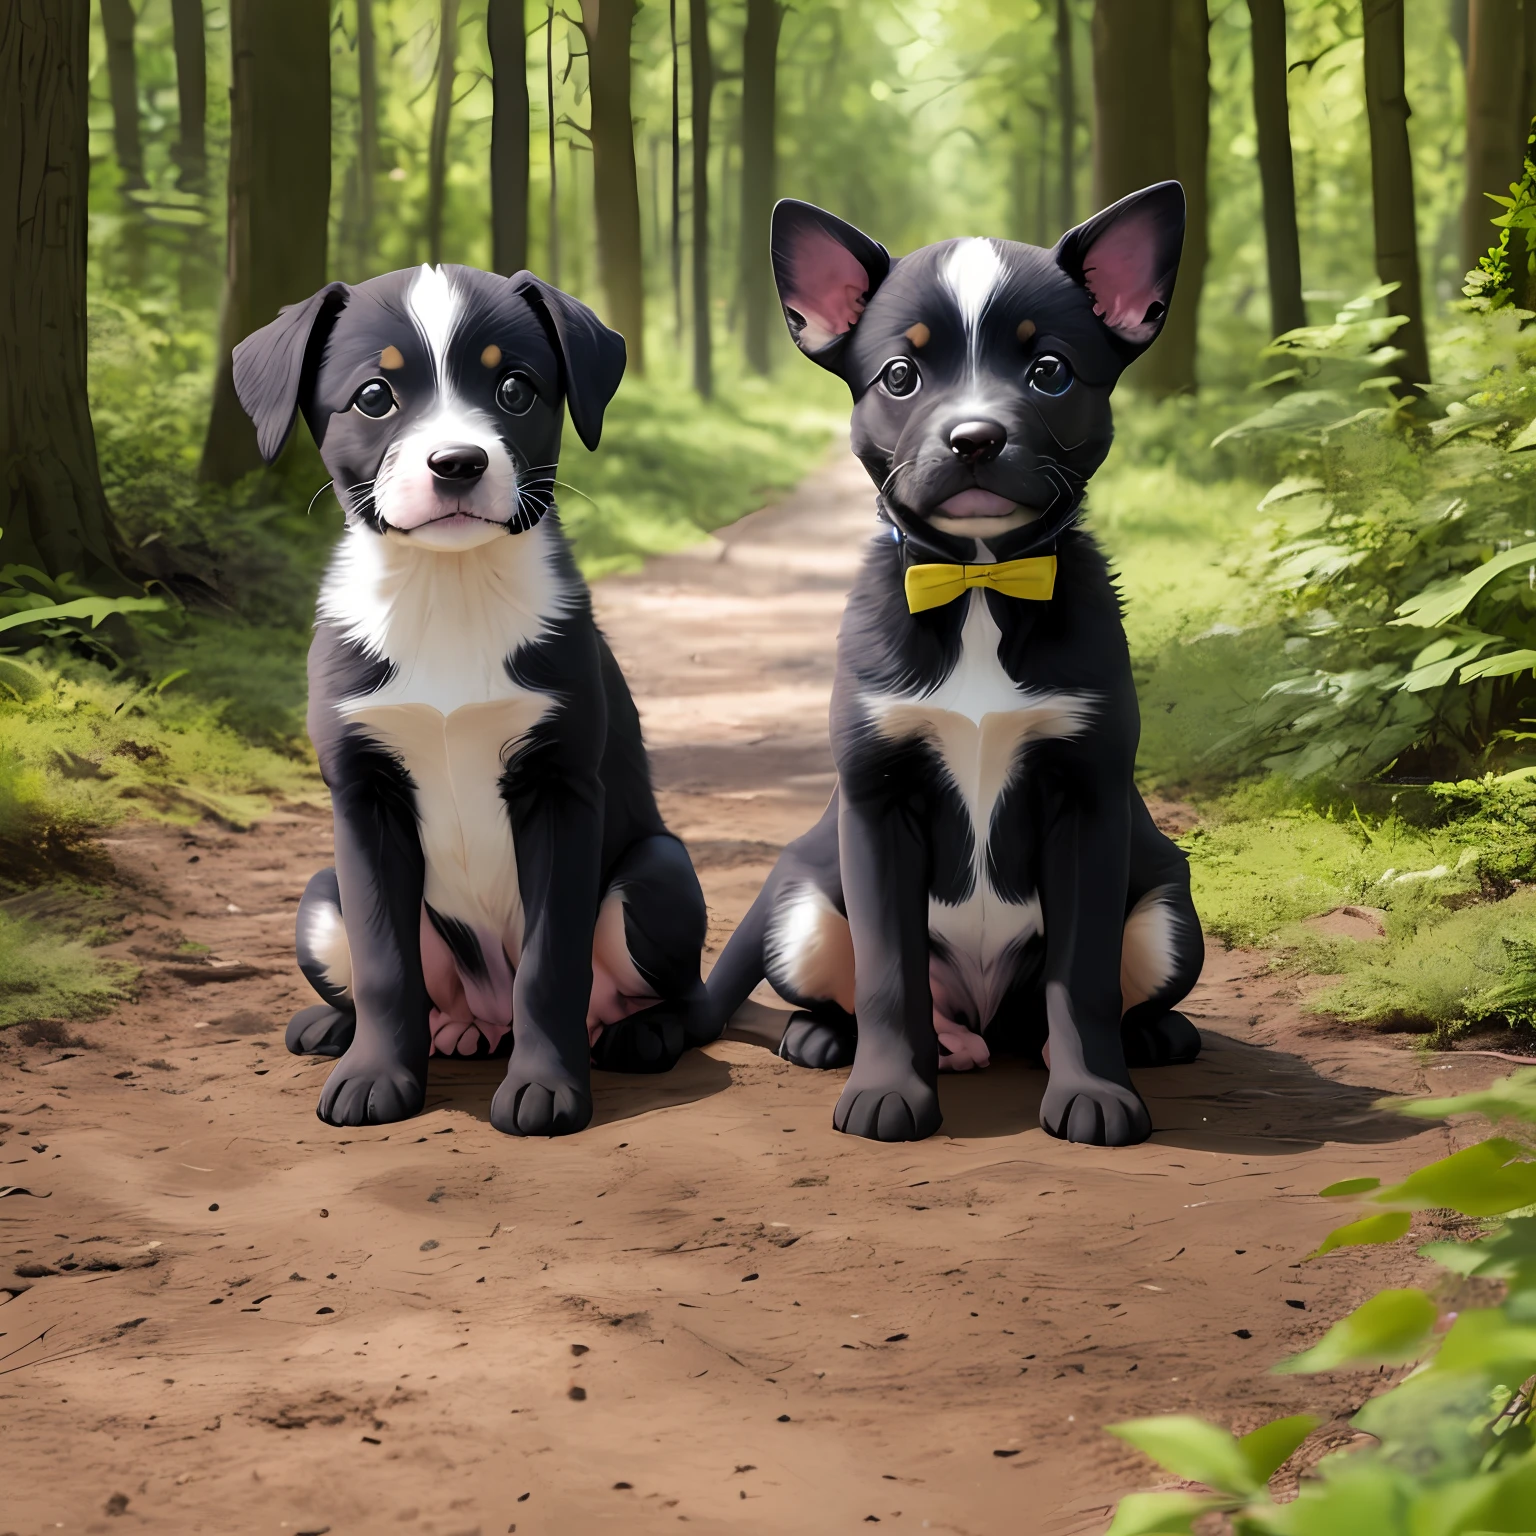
<box><xmin>1055</xmin><ymin>181</ymin><xmax>1185</xmax><ymax>358</ymax></box>
<box><xmin>231</xmin><ymin>282</ymin><xmax>352</xmax><ymax>463</ymax></box>
<box><xmin>512</xmin><ymin>273</ymin><xmax>627</xmax><ymax>450</ymax></box>
<box><xmin>770</xmin><ymin>200</ymin><xmax>891</xmax><ymax>371</ymax></box>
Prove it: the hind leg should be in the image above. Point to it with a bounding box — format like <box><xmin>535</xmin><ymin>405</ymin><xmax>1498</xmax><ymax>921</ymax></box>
<box><xmin>289</xmin><ymin>868</ymin><xmax>358</xmax><ymax>1058</ymax></box>
<box><xmin>1120</xmin><ymin>799</ymin><xmax>1204</xmax><ymax>1068</ymax></box>
<box><xmin>588</xmin><ymin>835</ymin><xmax>711</xmax><ymax>1074</ymax></box>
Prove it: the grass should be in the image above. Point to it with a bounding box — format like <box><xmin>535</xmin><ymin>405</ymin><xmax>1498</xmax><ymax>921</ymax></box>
<box><xmin>0</xmin><ymin>910</ymin><xmax>133</xmax><ymax>1030</ymax></box>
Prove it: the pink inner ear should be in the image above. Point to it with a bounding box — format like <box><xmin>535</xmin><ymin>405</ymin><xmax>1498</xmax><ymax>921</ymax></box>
<box><xmin>783</xmin><ymin>228</ymin><xmax>870</xmax><ymax>348</ymax></box>
<box><xmin>1081</xmin><ymin>212</ymin><xmax>1169</xmax><ymax>344</ymax></box>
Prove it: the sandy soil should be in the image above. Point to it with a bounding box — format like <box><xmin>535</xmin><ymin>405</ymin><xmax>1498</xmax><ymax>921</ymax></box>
<box><xmin>0</xmin><ymin>454</ymin><xmax>1507</xmax><ymax>1536</ymax></box>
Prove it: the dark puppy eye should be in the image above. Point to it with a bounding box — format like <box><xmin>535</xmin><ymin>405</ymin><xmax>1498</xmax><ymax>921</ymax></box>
<box><xmin>878</xmin><ymin>357</ymin><xmax>920</xmax><ymax>399</ymax></box>
<box><xmin>1026</xmin><ymin>354</ymin><xmax>1074</xmax><ymax>398</ymax></box>
<box><xmin>351</xmin><ymin>379</ymin><xmax>397</xmax><ymax>418</ymax></box>
<box><xmin>496</xmin><ymin>372</ymin><xmax>537</xmax><ymax>416</ymax></box>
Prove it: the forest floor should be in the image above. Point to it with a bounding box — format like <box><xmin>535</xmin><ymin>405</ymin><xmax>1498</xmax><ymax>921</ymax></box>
<box><xmin>0</xmin><ymin>453</ymin><xmax>1512</xmax><ymax>1536</ymax></box>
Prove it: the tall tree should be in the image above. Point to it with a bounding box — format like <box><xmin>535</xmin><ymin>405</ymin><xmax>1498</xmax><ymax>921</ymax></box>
<box><xmin>1092</xmin><ymin>0</ymin><xmax>1196</xmax><ymax>395</ymax></box>
<box><xmin>2</xmin><ymin>0</ymin><xmax>132</xmax><ymax>586</ymax></box>
<box><xmin>1247</xmin><ymin>0</ymin><xmax>1305</xmax><ymax>337</ymax></box>
<box><xmin>1154</xmin><ymin>0</ymin><xmax>1208</xmax><ymax>395</ymax></box>
<box><xmin>488</xmin><ymin>0</ymin><xmax>529</xmax><ymax>275</ymax></box>
<box><xmin>739</xmin><ymin>0</ymin><xmax>782</xmax><ymax>375</ymax></box>
<box><xmin>689</xmin><ymin>0</ymin><xmax>714</xmax><ymax>397</ymax></box>
<box><xmin>100</xmin><ymin>0</ymin><xmax>146</xmax><ymax>191</ymax></box>
<box><xmin>671</xmin><ymin>0</ymin><xmax>683</xmax><ymax>342</ymax></box>
<box><xmin>199</xmin><ymin>0</ymin><xmax>332</xmax><ymax>484</ymax></box>
<box><xmin>581</xmin><ymin>0</ymin><xmax>646</xmax><ymax>370</ymax></box>
<box><xmin>1362</xmin><ymin>0</ymin><xmax>1430</xmax><ymax>390</ymax></box>
<box><xmin>1462</xmin><ymin>0</ymin><xmax>1532</xmax><ymax>276</ymax></box>
<box><xmin>1054</xmin><ymin>0</ymin><xmax>1075</xmax><ymax>233</ymax></box>
<box><xmin>170</xmin><ymin>0</ymin><xmax>206</xmax><ymax>191</ymax></box>
<box><xmin>545</xmin><ymin>1</ymin><xmax>559</xmax><ymax>285</ymax></box>
<box><xmin>427</xmin><ymin>0</ymin><xmax>460</xmax><ymax>266</ymax></box>
<box><xmin>353</xmin><ymin>0</ymin><xmax>378</xmax><ymax>272</ymax></box>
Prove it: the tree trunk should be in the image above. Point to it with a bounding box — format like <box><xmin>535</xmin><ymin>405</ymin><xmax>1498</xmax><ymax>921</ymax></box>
<box><xmin>1054</xmin><ymin>0</ymin><xmax>1075</xmax><ymax>233</ymax></box>
<box><xmin>671</xmin><ymin>0</ymin><xmax>682</xmax><ymax>343</ymax></box>
<box><xmin>199</xmin><ymin>0</ymin><xmax>331</xmax><ymax>485</ymax></box>
<box><xmin>1</xmin><ymin>0</ymin><xmax>132</xmax><ymax>587</ymax></box>
<box><xmin>354</xmin><ymin>0</ymin><xmax>377</xmax><ymax>273</ymax></box>
<box><xmin>1462</xmin><ymin>0</ymin><xmax>1531</xmax><ymax>274</ymax></box>
<box><xmin>1247</xmin><ymin>0</ymin><xmax>1305</xmax><ymax>337</ymax></box>
<box><xmin>1362</xmin><ymin>0</ymin><xmax>1430</xmax><ymax>390</ymax></box>
<box><xmin>1092</xmin><ymin>0</ymin><xmax>1193</xmax><ymax>394</ymax></box>
<box><xmin>545</xmin><ymin>1</ymin><xmax>559</xmax><ymax>285</ymax></box>
<box><xmin>170</xmin><ymin>0</ymin><xmax>206</xmax><ymax>191</ymax></box>
<box><xmin>689</xmin><ymin>0</ymin><xmax>713</xmax><ymax>398</ymax></box>
<box><xmin>739</xmin><ymin>0</ymin><xmax>781</xmax><ymax>374</ymax></box>
<box><xmin>1150</xmin><ymin>0</ymin><xmax>1207</xmax><ymax>394</ymax></box>
<box><xmin>426</xmin><ymin>0</ymin><xmax>460</xmax><ymax>266</ymax></box>
<box><xmin>582</xmin><ymin>0</ymin><xmax>645</xmax><ymax>371</ymax></box>
<box><xmin>488</xmin><ymin>0</ymin><xmax>529</xmax><ymax>276</ymax></box>
<box><xmin>100</xmin><ymin>0</ymin><xmax>145</xmax><ymax>191</ymax></box>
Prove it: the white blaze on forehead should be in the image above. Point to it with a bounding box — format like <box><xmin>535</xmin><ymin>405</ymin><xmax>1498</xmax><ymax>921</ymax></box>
<box><xmin>942</xmin><ymin>238</ymin><xmax>1006</xmax><ymax>348</ymax></box>
<box><xmin>408</xmin><ymin>263</ymin><xmax>462</xmax><ymax>385</ymax></box>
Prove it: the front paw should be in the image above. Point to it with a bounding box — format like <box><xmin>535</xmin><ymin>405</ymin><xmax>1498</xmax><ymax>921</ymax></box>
<box><xmin>490</xmin><ymin>1056</ymin><xmax>593</xmax><ymax>1136</ymax></box>
<box><xmin>833</xmin><ymin>1069</ymin><xmax>941</xmax><ymax>1141</ymax></box>
<box><xmin>780</xmin><ymin>1013</ymin><xmax>856</xmax><ymax>1070</ymax></box>
<box><xmin>1122</xmin><ymin>1010</ymin><xmax>1201</xmax><ymax>1068</ymax></box>
<box><xmin>1040</xmin><ymin>1071</ymin><xmax>1151</xmax><ymax>1146</ymax></box>
<box><xmin>316</xmin><ymin>1050</ymin><xmax>426</xmax><ymax>1126</ymax></box>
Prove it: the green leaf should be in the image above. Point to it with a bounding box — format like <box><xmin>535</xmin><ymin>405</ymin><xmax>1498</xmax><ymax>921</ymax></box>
<box><xmin>1391</xmin><ymin>1069</ymin><xmax>1536</xmax><ymax>1125</ymax></box>
<box><xmin>1237</xmin><ymin>1414</ymin><xmax>1320</xmax><ymax>1483</ymax></box>
<box><xmin>1274</xmin><ymin>1288</ymin><xmax>1437</xmax><ymax>1373</ymax></box>
<box><xmin>1430</xmin><ymin>1306</ymin><xmax>1536</xmax><ymax>1378</ymax></box>
<box><xmin>1461</xmin><ymin>649</ymin><xmax>1536</xmax><ymax>683</ymax></box>
<box><xmin>1107</xmin><ymin>1415</ymin><xmax>1262</xmax><ymax>1496</ymax></box>
<box><xmin>1390</xmin><ymin>542</ymin><xmax>1536</xmax><ymax>629</ymax></box>
<box><xmin>1319</xmin><ymin>1177</ymin><xmax>1381</xmax><ymax>1197</ymax></box>
<box><xmin>1371</xmin><ymin>1138</ymin><xmax>1536</xmax><ymax>1216</ymax></box>
<box><xmin>1308</xmin><ymin>1210</ymin><xmax>1413</xmax><ymax>1260</ymax></box>
<box><xmin>0</xmin><ymin>594</ymin><xmax>166</xmax><ymax>635</ymax></box>
<box><xmin>1507</xmin><ymin>413</ymin><xmax>1536</xmax><ymax>451</ymax></box>
<box><xmin>1104</xmin><ymin>1490</ymin><xmax>1232</xmax><ymax>1536</ymax></box>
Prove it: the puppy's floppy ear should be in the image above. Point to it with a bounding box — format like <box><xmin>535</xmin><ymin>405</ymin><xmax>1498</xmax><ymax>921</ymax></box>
<box><xmin>512</xmin><ymin>272</ymin><xmax>627</xmax><ymax>450</ymax></box>
<box><xmin>1055</xmin><ymin>181</ymin><xmax>1185</xmax><ymax>358</ymax></box>
<box><xmin>770</xmin><ymin>199</ymin><xmax>891</xmax><ymax>372</ymax></box>
<box><xmin>231</xmin><ymin>282</ymin><xmax>352</xmax><ymax>463</ymax></box>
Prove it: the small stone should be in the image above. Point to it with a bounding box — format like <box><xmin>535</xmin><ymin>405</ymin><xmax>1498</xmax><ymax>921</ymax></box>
<box><xmin>992</xmin><ymin>1449</ymin><xmax>1019</xmax><ymax>1458</ymax></box>
<box><xmin>776</xmin><ymin>1414</ymin><xmax>790</xmax><ymax>1423</ymax></box>
<box><xmin>316</xmin><ymin>1306</ymin><xmax>334</xmax><ymax>1315</ymax></box>
<box><xmin>568</xmin><ymin>1386</ymin><xmax>586</xmax><ymax>1401</ymax></box>
<box><xmin>571</xmin><ymin>1344</ymin><xmax>589</xmax><ymax>1356</ymax></box>
<box><xmin>207</xmin><ymin>1203</ymin><xmax>219</xmax><ymax>1212</ymax></box>
<box><xmin>1233</xmin><ymin>1329</ymin><xmax>1253</xmax><ymax>1339</ymax></box>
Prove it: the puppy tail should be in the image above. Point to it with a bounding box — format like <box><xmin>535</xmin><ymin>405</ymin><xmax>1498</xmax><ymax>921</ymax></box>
<box><xmin>704</xmin><ymin>885</ymin><xmax>774</xmax><ymax>1032</ymax></box>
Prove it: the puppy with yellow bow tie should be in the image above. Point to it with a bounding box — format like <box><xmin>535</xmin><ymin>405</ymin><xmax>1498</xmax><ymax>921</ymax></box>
<box><xmin>705</xmin><ymin>187</ymin><xmax>1205</xmax><ymax>1147</ymax></box>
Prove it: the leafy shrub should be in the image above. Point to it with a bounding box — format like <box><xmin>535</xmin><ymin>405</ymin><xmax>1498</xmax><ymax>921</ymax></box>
<box><xmin>1104</xmin><ymin>1072</ymin><xmax>1536</xmax><ymax>1535</ymax></box>
<box><xmin>0</xmin><ymin>910</ymin><xmax>132</xmax><ymax>1030</ymax></box>
<box><xmin>1196</xmin><ymin>287</ymin><xmax>1536</xmax><ymax>783</ymax></box>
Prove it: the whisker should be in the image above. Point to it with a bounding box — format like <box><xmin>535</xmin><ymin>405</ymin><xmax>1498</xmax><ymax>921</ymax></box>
<box><xmin>306</xmin><ymin>481</ymin><xmax>336</xmax><ymax>517</ymax></box>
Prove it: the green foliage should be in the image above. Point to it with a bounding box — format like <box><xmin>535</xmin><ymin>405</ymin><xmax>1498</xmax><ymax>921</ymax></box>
<box><xmin>0</xmin><ymin>911</ymin><xmax>133</xmax><ymax>1031</ymax></box>
<box><xmin>1103</xmin><ymin>1073</ymin><xmax>1536</xmax><ymax>1536</ymax></box>
<box><xmin>1188</xmin><ymin>287</ymin><xmax>1536</xmax><ymax>783</ymax></box>
<box><xmin>0</xmin><ymin>658</ymin><xmax>322</xmax><ymax>884</ymax></box>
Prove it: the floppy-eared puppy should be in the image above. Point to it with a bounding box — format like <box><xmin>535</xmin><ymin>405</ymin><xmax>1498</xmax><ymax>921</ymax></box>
<box><xmin>233</xmin><ymin>264</ymin><xmax>712</xmax><ymax>1136</ymax></box>
<box><xmin>706</xmin><ymin>184</ymin><xmax>1204</xmax><ymax>1146</ymax></box>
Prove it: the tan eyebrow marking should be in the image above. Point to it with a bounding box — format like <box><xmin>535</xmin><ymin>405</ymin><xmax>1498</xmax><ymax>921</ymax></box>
<box><xmin>481</xmin><ymin>344</ymin><xmax>502</xmax><ymax>368</ymax></box>
<box><xmin>379</xmin><ymin>345</ymin><xmax>405</xmax><ymax>370</ymax></box>
<box><xmin>1016</xmin><ymin>319</ymin><xmax>1036</xmax><ymax>343</ymax></box>
<box><xmin>904</xmin><ymin>322</ymin><xmax>930</xmax><ymax>348</ymax></box>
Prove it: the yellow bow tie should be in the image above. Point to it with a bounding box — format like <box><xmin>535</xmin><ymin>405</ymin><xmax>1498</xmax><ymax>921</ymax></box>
<box><xmin>903</xmin><ymin>555</ymin><xmax>1058</xmax><ymax>615</ymax></box>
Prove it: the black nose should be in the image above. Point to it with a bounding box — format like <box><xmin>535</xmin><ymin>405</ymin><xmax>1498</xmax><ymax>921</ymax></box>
<box><xmin>948</xmin><ymin>420</ymin><xmax>1006</xmax><ymax>464</ymax></box>
<box><xmin>427</xmin><ymin>443</ymin><xmax>489</xmax><ymax>482</ymax></box>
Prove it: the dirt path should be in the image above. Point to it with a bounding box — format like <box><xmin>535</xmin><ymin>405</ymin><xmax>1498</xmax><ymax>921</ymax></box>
<box><xmin>0</xmin><ymin>454</ymin><xmax>1504</xmax><ymax>1536</ymax></box>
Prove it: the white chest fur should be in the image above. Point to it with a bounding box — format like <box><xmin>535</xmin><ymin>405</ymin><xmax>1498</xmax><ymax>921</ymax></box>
<box><xmin>862</xmin><ymin>591</ymin><xmax>1097</xmax><ymax>1024</ymax></box>
<box><xmin>318</xmin><ymin>523</ymin><xmax>570</xmax><ymax>958</ymax></box>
